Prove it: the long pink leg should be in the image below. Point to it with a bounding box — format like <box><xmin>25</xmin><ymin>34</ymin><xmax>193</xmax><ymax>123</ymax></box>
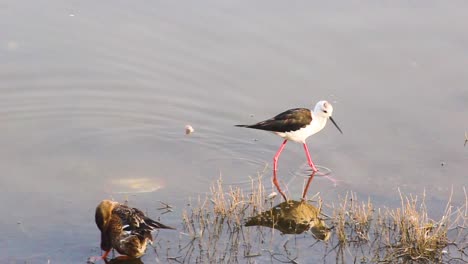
<box><xmin>272</xmin><ymin>140</ymin><xmax>288</xmax><ymax>200</ymax></box>
<box><xmin>87</xmin><ymin>250</ymin><xmax>111</xmax><ymax>263</ymax></box>
<box><xmin>273</xmin><ymin>140</ymin><xmax>288</xmax><ymax>171</ymax></box>
<box><xmin>303</xmin><ymin>143</ymin><xmax>318</xmax><ymax>172</ymax></box>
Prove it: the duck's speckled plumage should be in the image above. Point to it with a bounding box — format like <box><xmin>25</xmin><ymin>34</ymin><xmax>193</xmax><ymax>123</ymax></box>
<box><xmin>95</xmin><ymin>200</ymin><xmax>174</xmax><ymax>258</ymax></box>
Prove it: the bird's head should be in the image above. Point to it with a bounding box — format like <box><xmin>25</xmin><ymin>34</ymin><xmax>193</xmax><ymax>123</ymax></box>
<box><xmin>314</xmin><ymin>100</ymin><xmax>343</xmax><ymax>134</ymax></box>
<box><xmin>314</xmin><ymin>100</ymin><xmax>334</xmax><ymax>118</ymax></box>
<box><xmin>95</xmin><ymin>200</ymin><xmax>117</xmax><ymax>231</ymax></box>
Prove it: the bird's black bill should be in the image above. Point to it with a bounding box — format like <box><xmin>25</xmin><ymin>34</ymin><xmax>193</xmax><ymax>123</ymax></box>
<box><xmin>329</xmin><ymin>117</ymin><xmax>343</xmax><ymax>134</ymax></box>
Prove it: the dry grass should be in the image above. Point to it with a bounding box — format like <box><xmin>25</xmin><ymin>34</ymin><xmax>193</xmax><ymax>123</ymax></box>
<box><xmin>331</xmin><ymin>192</ymin><xmax>374</xmax><ymax>245</ymax></box>
<box><xmin>384</xmin><ymin>191</ymin><xmax>448</xmax><ymax>262</ymax></box>
<box><xmin>161</xmin><ymin>175</ymin><xmax>467</xmax><ymax>263</ymax></box>
<box><xmin>177</xmin><ymin>176</ymin><xmax>269</xmax><ymax>263</ymax></box>
<box><xmin>329</xmin><ymin>188</ymin><xmax>467</xmax><ymax>263</ymax></box>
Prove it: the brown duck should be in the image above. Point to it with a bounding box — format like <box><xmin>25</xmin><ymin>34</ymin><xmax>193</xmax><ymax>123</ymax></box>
<box><xmin>95</xmin><ymin>200</ymin><xmax>175</xmax><ymax>259</ymax></box>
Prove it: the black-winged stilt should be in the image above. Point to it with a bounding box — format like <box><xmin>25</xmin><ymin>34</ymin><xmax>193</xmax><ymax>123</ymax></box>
<box><xmin>236</xmin><ymin>100</ymin><xmax>343</xmax><ymax>199</ymax></box>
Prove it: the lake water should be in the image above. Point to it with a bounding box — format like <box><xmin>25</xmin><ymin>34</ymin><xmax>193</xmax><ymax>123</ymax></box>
<box><xmin>1</xmin><ymin>1</ymin><xmax>467</xmax><ymax>262</ymax></box>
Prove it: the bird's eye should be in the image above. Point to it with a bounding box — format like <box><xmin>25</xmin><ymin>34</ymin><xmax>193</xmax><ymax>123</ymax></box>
<box><xmin>323</xmin><ymin>110</ymin><xmax>328</xmax><ymax>113</ymax></box>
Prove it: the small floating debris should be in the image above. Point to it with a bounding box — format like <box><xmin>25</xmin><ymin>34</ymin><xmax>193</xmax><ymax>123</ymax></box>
<box><xmin>7</xmin><ymin>41</ymin><xmax>18</xmax><ymax>51</ymax></box>
<box><xmin>464</xmin><ymin>131</ymin><xmax>467</xmax><ymax>147</ymax></box>
<box><xmin>266</xmin><ymin>192</ymin><xmax>277</xmax><ymax>200</ymax></box>
<box><xmin>185</xmin><ymin>124</ymin><xmax>194</xmax><ymax>135</ymax></box>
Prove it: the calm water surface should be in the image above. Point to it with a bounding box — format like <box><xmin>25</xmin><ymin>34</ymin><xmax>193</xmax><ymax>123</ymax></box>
<box><xmin>1</xmin><ymin>1</ymin><xmax>467</xmax><ymax>262</ymax></box>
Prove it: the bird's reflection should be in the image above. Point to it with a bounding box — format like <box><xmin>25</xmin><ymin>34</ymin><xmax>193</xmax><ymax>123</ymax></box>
<box><xmin>273</xmin><ymin>170</ymin><xmax>318</xmax><ymax>201</ymax></box>
<box><xmin>272</xmin><ymin>169</ymin><xmax>288</xmax><ymax>200</ymax></box>
<box><xmin>302</xmin><ymin>171</ymin><xmax>317</xmax><ymax>200</ymax></box>
<box><xmin>245</xmin><ymin>199</ymin><xmax>330</xmax><ymax>240</ymax></box>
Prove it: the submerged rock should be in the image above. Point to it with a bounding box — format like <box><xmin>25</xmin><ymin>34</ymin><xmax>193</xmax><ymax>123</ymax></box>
<box><xmin>245</xmin><ymin>200</ymin><xmax>330</xmax><ymax>240</ymax></box>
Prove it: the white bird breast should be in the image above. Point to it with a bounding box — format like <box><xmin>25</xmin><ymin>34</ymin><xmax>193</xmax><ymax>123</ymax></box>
<box><xmin>274</xmin><ymin>118</ymin><xmax>327</xmax><ymax>143</ymax></box>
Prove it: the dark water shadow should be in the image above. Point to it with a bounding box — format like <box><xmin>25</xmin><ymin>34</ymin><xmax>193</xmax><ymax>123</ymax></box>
<box><xmin>87</xmin><ymin>255</ymin><xmax>144</xmax><ymax>264</ymax></box>
<box><xmin>106</xmin><ymin>257</ymin><xmax>144</xmax><ymax>264</ymax></box>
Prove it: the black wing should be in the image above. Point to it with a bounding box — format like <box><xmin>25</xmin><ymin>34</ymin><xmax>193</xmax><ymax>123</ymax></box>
<box><xmin>236</xmin><ymin>108</ymin><xmax>312</xmax><ymax>133</ymax></box>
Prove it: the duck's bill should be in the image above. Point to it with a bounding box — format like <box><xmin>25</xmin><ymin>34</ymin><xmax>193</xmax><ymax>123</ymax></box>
<box><xmin>329</xmin><ymin>117</ymin><xmax>343</xmax><ymax>134</ymax></box>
